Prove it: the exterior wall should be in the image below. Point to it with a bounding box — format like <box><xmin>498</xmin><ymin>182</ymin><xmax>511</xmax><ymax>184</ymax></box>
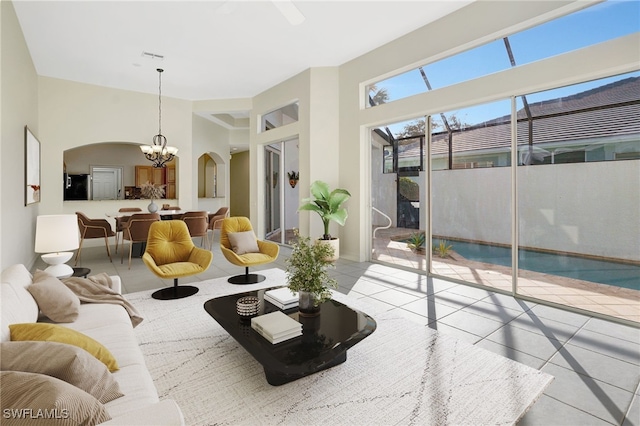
<box><xmin>0</xmin><ymin>1</ymin><xmax>40</xmax><ymax>269</ymax></box>
<box><xmin>431</xmin><ymin>161</ymin><xmax>640</xmax><ymax>262</ymax></box>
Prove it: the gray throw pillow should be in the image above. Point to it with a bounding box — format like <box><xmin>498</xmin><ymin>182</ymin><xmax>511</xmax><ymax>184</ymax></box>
<box><xmin>27</xmin><ymin>271</ymin><xmax>80</xmax><ymax>322</ymax></box>
<box><xmin>0</xmin><ymin>341</ymin><xmax>123</xmax><ymax>404</ymax></box>
<box><xmin>228</xmin><ymin>231</ymin><xmax>260</xmax><ymax>255</ymax></box>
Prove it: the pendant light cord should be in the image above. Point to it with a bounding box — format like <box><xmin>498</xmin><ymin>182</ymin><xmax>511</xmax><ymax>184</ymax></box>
<box><xmin>157</xmin><ymin>68</ymin><xmax>163</xmax><ymax>137</ymax></box>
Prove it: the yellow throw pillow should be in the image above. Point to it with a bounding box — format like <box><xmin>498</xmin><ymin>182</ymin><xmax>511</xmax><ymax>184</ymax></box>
<box><xmin>9</xmin><ymin>323</ymin><xmax>119</xmax><ymax>372</ymax></box>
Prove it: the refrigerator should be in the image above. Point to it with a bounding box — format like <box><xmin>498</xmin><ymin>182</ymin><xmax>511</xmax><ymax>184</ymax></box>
<box><xmin>64</xmin><ymin>173</ymin><xmax>91</xmax><ymax>200</ymax></box>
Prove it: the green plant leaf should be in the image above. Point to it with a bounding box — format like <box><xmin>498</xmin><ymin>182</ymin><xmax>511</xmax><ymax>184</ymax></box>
<box><xmin>310</xmin><ymin>180</ymin><xmax>330</xmax><ymax>201</ymax></box>
<box><xmin>326</xmin><ymin>209</ymin><xmax>348</xmax><ymax>226</ymax></box>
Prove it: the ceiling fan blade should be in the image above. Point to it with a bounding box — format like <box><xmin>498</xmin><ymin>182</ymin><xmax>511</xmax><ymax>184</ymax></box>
<box><xmin>272</xmin><ymin>0</ymin><xmax>305</xmax><ymax>26</ymax></box>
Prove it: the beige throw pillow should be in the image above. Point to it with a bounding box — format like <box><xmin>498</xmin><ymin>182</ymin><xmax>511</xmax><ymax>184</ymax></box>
<box><xmin>0</xmin><ymin>371</ymin><xmax>111</xmax><ymax>426</ymax></box>
<box><xmin>0</xmin><ymin>341</ymin><xmax>123</xmax><ymax>403</ymax></box>
<box><xmin>27</xmin><ymin>271</ymin><xmax>80</xmax><ymax>322</ymax></box>
<box><xmin>228</xmin><ymin>231</ymin><xmax>260</xmax><ymax>255</ymax></box>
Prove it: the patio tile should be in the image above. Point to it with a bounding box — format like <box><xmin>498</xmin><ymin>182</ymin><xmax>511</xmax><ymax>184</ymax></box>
<box><xmin>548</xmin><ymin>343</ymin><xmax>640</xmax><ymax>392</ymax></box>
<box><xmin>478</xmin><ymin>292</ymin><xmax>537</xmax><ymax>312</ymax></box>
<box><xmin>519</xmin><ymin>395</ymin><xmax>615</xmax><ymax>426</ymax></box>
<box><xmin>486</xmin><ymin>324</ymin><xmax>564</xmax><ymax>361</ymax></box>
<box><xmin>569</xmin><ymin>328</ymin><xmax>640</xmax><ymax>366</ymax></box>
<box><xmin>582</xmin><ymin>318</ymin><xmax>640</xmax><ymax>344</ymax></box>
<box><xmin>347</xmin><ymin>279</ymin><xmax>389</xmax><ymax>296</ymax></box>
<box><xmin>369</xmin><ymin>288</ymin><xmax>422</xmax><ymax>307</ymax></box>
<box><xmin>401</xmin><ymin>298</ymin><xmax>459</xmax><ymax>321</ymax></box>
<box><xmin>622</xmin><ymin>396</ymin><xmax>639</xmax><ymax>426</ymax></box>
<box><xmin>438</xmin><ymin>309</ymin><xmax>506</xmax><ymax>338</ymax></box>
<box><xmin>463</xmin><ymin>301</ymin><xmax>526</xmax><ymax>323</ymax></box>
<box><xmin>541</xmin><ymin>363</ymin><xmax>634</xmax><ymax>425</ymax></box>
<box><xmin>510</xmin><ymin>313</ymin><xmax>583</xmax><ymax>343</ymax></box>
<box><xmin>527</xmin><ymin>304</ymin><xmax>592</xmax><ymax>327</ymax></box>
<box><xmin>443</xmin><ymin>283</ymin><xmax>494</xmax><ymax>300</ymax></box>
<box><xmin>433</xmin><ymin>291</ymin><xmax>480</xmax><ymax>310</ymax></box>
<box><xmin>425</xmin><ymin>277</ymin><xmax>459</xmax><ymax>294</ymax></box>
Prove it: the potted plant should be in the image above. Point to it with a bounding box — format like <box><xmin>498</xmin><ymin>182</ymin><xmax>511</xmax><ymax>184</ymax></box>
<box><xmin>285</xmin><ymin>231</ymin><xmax>338</xmax><ymax>316</ymax></box>
<box><xmin>140</xmin><ymin>181</ymin><xmax>165</xmax><ymax>213</ymax></box>
<box><xmin>298</xmin><ymin>180</ymin><xmax>351</xmax><ymax>261</ymax></box>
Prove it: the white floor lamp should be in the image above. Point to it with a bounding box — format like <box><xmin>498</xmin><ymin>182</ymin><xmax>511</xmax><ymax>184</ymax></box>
<box><xmin>35</xmin><ymin>214</ymin><xmax>79</xmax><ymax>278</ymax></box>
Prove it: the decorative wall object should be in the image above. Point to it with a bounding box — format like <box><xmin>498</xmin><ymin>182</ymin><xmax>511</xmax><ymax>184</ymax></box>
<box><xmin>288</xmin><ymin>171</ymin><xmax>299</xmax><ymax>188</ymax></box>
<box><xmin>25</xmin><ymin>126</ymin><xmax>41</xmax><ymax>205</ymax></box>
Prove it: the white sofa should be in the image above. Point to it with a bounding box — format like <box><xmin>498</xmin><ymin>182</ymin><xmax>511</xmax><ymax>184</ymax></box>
<box><xmin>0</xmin><ymin>264</ymin><xmax>184</xmax><ymax>425</ymax></box>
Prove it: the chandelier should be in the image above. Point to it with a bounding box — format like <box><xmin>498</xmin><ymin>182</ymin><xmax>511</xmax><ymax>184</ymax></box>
<box><xmin>140</xmin><ymin>68</ymin><xmax>178</xmax><ymax>168</ymax></box>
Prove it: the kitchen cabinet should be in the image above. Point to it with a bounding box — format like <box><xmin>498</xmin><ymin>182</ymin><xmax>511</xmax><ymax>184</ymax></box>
<box><xmin>135</xmin><ymin>166</ymin><xmax>166</xmax><ymax>193</ymax></box>
<box><xmin>166</xmin><ymin>165</ymin><xmax>176</xmax><ymax>199</ymax></box>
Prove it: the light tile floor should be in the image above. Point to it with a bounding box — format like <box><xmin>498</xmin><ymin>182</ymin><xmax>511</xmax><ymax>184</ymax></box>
<box><xmin>49</xmin><ymin>235</ymin><xmax>640</xmax><ymax>426</ymax></box>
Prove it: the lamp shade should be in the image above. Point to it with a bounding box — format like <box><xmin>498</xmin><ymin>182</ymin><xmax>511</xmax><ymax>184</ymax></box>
<box><xmin>35</xmin><ymin>215</ymin><xmax>79</xmax><ymax>253</ymax></box>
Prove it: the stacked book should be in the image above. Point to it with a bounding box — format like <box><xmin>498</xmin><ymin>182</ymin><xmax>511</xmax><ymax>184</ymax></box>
<box><xmin>264</xmin><ymin>287</ymin><xmax>299</xmax><ymax>310</ymax></box>
<box><xmin>251</xmin><ymin>311</ymin><xmax>302</xmax><ymax>344</ymax></box>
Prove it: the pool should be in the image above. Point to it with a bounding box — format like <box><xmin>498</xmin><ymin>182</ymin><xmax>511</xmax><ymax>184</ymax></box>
<box><xmin>436</xmin><ymin>239</ymin><xmax>640</xmax><ymax>291</ymax></box>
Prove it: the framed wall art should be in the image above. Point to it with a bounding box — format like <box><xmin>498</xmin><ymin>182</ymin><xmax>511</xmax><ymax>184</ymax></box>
<box><xmin>25</xmin><ymin>126</ymin><xmax>41</xmax><ymax>205</ymax></box>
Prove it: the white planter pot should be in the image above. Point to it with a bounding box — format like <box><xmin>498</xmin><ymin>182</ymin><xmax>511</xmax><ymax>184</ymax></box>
<box><xmin>316</xmin><ymin>238</ymin><xmax>339</xmax><ymax>262</ymax></box>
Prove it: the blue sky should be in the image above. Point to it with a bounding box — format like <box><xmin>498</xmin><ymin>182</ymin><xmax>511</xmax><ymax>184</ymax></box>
<box><xmin>377</xmin><ymin>0</ymin><xmax>639</xmax><ymax>135</ymax></box>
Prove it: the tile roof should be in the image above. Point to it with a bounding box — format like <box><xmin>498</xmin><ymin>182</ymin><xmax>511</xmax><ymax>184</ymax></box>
<box><xmin>422</xmin><ymin>77</ymin><xmax>640</xmax><ymax>157</ymax></box>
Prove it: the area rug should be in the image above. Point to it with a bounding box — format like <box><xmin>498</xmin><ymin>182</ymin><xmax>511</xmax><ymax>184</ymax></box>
<box><xmin>127</xmin><ymin>268</ymin><xmax>553</xmax><ymax>425</ymax></box>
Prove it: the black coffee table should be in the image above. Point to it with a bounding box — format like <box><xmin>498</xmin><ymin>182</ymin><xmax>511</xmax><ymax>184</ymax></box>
<box><xmin>203</xmin><ymin>288</ymin><xmax>376</xmax><ymax>386</ymax></box>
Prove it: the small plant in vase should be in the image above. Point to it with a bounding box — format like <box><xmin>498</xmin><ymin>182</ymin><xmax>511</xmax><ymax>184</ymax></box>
<box><xmin>285</xmin><ymin>231</ymin><xmax>338</xmax><ymax>316</ymax></box>
<box><xmin>140</xmin><ymin>181</ymin><xmax>165</xmax><ymax>213</ymax></box>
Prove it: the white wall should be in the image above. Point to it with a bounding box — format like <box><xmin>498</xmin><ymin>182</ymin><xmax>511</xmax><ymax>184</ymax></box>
<box><xmin>192</xmin><ymin>114</ymin><xmax>232</xmax><ymax>214</ymax></box>
<box><xmin>1</xmin><ymin>1</ymin><xmax>40</xmax><ymax>269</ymax></box>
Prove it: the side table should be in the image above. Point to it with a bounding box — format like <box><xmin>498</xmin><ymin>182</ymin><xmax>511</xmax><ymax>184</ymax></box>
<box><xmin>72</xmin><ymin>267</ymin><xmax>91</xmax><ymax>278</ymax></box>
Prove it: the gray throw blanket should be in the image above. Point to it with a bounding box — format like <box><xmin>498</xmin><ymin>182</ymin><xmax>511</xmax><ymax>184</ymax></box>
<box><xmin>62</xmin><ymin>273</ymin><xmax>143</xmax><ymax>327</ymax></box>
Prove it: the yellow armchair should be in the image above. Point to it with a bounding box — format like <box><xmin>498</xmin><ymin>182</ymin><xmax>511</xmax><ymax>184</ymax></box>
<box><xmin>143</xmin><ymin>220</ymin><xmax>213</xmax><ymax>300</ymax></box>
<box><xmin>220</xmin><ymin>217</ymin><xmax>279</xmax><ymax>284</ymax></box>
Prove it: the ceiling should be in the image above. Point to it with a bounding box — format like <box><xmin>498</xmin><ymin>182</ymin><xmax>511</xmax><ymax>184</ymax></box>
<box><xmin>13</xmin><ymin>0</ymin><xmax>472</xmax><ymax>136</ymax></box>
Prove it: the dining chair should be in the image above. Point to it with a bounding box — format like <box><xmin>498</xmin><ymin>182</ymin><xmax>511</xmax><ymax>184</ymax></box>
<box><xmin>75</xmin><ymin>212</ymin><xmax>115</xmax><ymax>265</ymax></box>
<box><xmin>206</xmin><ymin>207</ymin><xmax>229</xmax><ymax>249</ymax></box>
<box><xmin>114</xmin><ymin>207</ymin><xmax>142</xmax><ymax>253</ymax></box>
<box><xmin>181</xmin><ymin>211</ymin><xmax>209</xmax><ymax>248</ymax></box>
<box><xmin>121</xmin><ymin>213</ymin><xmax>160</xmax><ymax>269</ymax></box>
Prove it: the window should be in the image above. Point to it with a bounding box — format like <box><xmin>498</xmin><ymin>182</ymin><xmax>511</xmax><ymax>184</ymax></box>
<box><xmin>260</xmin><ymin>102</ymin><xmax>299</xmax><ymax>132</ymax></box>
<box><xmin>366</xmin><ymin>0</ymin><xmax>639</xmax><ymax>107</ymax></box>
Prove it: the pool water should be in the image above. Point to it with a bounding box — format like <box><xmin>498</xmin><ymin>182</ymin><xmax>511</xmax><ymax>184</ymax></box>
<box><xmin>435</xmin><ymin>240</ymin><xmax>640</xmax><ymax>291</ymax></box>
